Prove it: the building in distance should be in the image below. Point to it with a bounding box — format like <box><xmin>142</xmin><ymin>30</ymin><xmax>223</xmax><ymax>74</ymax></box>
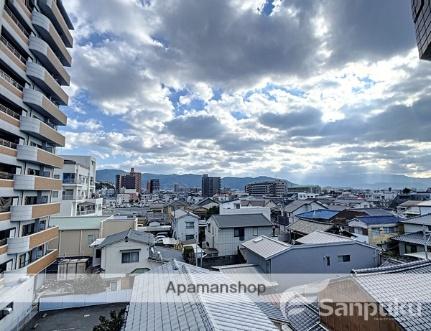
<box><xmin>412</xmin><ymin>0</ymin><xmax>431</xmax><ymax>60</ymax></box>
<box><xmin>115</xmin><ymin>167</ymin><xmax>142</xmax><ymax>193</ymax></box>
<box><xmin>201</xmin><ymin>174</ymin><xmax>221</xmax><ymax>197</ymax></box>
<box><xmin>146</xmin><ymin>178</ymin><xmax>160</xmax><ymax>193</ymax></box>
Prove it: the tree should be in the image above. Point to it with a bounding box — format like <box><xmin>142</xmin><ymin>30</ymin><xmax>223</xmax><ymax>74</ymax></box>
<box><xmin>93</xmin><ymin>308</ymin><xmax>126</xmax><ymax>331</ymax></box>
<box><xmin>205</xmin><ymin>206</ymin><xmax>219</xmax><ymax>219</ymax></box>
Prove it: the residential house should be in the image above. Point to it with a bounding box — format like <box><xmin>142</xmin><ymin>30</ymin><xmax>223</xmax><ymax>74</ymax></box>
<box><xmin>205</xmin><ymin>214</ymin><xmax>274</xmax><ymax>257</ymax></box>
<box><xmin>172</xmin><ymin>209</ymin><xmax>200</xmax><ymax>242</ymax></box>
<box><xmin>397</xmin><ymin>200</ymin><xmax>431</xmax><ymax>218</ymax></box>
<box><xmin>295</xmin><ymin>209</ymin><xmax>341</xmax><ymax>223</ymax></box>
<box><xmin>281</xmin><ymin>200</ymin><xmax>327</xmax><ymax>226</ymax></box>
<box><xmin>288</xmin><ymin>219</ymin><xmax>335</xmax><ymax>241</ymax></box>
<box><xmin>187</xmin><ymin>197</ymin><xmax>219</xmax><ymax>219</ymax></box>
<box><xmin>241</xmin><ymin>233</ymin><xmax>380</xmax><ymax>274</ymax></box>
<box><xmin>123</xmin><ymin>260</ymin><xmax>286</xmax><ymax>330</ymax></box>
<box><xmin>219</xmin><ymin>199</ymin><xmax>271</xmax><ymax>220</ymax></box>
<box><xmin>348</xmin><ymin>215</ymin><xmax>402</xmax><ymax>248</ymax></box>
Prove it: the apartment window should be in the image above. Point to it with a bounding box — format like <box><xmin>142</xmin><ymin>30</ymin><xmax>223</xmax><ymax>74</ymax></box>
<box><xmin>253</xmin><ymin>227</ymin><xmax>258</xmax><ymax>236</ymax></box>
<box><xmin>185</xmin><ymin>222</ymin><xmax>194</xmax><ymax>229</ymax></box>
<box><xmin>121</xmin><ymin>251</ymin><xmax>139</xmax><ymax>263</ymax></box>
<box><xmin>234</xmin><ymin>227</ymin><xmax>245</xmax><ymax>241</ymax></box>
<box><xmin>337</xmin><ymin>255</ymin><xmax>351</xmax><ymax>263</ymax></box>
<box><xmin>185</xmin><ymin>235</ymin><xmax>194</xmax><ymax>240</ymax></box>
<box><xmin>27</xmin><ymin>168</ymin><xmax>40</xmax><ymax>176</ymax></box>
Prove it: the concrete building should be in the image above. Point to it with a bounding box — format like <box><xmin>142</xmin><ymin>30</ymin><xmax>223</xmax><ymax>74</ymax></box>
<box><xmin>241</xmin><ymin>232</ymin><xmax>380</xmax><ymax>274</ymax></box>
<box><xmin>0</xmin><ymin>0</ymin><xmax>73</xmax><ymax>329</ymax></box>
<box><xmin>201</xmin><ymin>174</ymin><xmax>221</xmax><ymax>197</ymax></box>
<box><xmin>245</xmin><ymin>179</ymin><xmax>289</xmax><ymax>197</ymax></box>
<box><xmin>53</xmin><ymin>155</ymin><xmax>102</xmax><ymax>216</ymax></box>
<box><xmin>205</xmin><ymin>214</ymin><xmax>274</xmax><ymax>256</ymax></box>
<box><xmin>115</xmin><ymin>167</ymin><xmax>141</xmax><ymax>193</ymax></box>
<box><xmin>146</xmin><ymin>178</ymin><xmax>159</xmax><ymax>193</ymax></box>
<box><xmin>412</xmin><ymin>0</ymin><xmax>431</xmax><ymax>60</ymax></box>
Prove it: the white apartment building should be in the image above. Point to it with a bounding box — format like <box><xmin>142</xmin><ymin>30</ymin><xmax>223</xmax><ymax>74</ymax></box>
<box><xmin>53</xmin><ymin>155</ymin><xmax>103</xmax><ymax>216</ymax></box>
<box><xmin>0</xmin><ymin>0</ymin><xmax>73</xmax><ymax>329</ymax></box>
<box><xmin>172</xmin><ymin>209</ymin><xmax>200</xmax><ymax>242</ymax></box>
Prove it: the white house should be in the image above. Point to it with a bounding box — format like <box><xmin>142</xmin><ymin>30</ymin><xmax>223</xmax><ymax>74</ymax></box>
<box><xmin>220</xmin><ymin>199</ymin><xmax>271</xmax><ymax>220</ymax></box>
<box><xmin>205</xmin><ymin>214</ymin><xmax>274</xmax><ymax>257</ymax></box>
<box><xmin>172</xmin><ymin>209</ymin><xmax>200</xmax><ymax>242</ymax></box>
<box><xmin>282</xmin><ymin>200</ymin><xmax>327</xmax><ymax>225</ymax></box>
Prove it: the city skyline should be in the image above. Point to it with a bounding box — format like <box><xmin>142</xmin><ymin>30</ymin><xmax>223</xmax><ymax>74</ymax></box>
<box><xmin>60</xmin><ymin>0</ymin><xmax>430</xmax><ymax>185</ymax></box>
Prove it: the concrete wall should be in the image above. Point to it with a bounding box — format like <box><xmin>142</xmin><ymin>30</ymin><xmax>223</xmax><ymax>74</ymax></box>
<box><xmin>48</xmin><ymin>229</ymin><xmax>99</xmax><ymax>257</ymax></box>
<box><xmin>100</xmin><ymin>219</ymin><xmax>136</xmax><ymax>238</ymax></box>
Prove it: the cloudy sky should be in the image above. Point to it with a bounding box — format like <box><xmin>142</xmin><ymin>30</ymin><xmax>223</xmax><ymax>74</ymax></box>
<box><xmin>60</xmin><ymin>0</ymin><xmax>430</xmax><ymax>184</ymax></box>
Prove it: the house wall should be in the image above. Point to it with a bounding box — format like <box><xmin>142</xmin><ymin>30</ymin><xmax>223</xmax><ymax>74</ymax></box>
<box><xmin>100</xmin><ymin>240</ymin><xmax>151</xmax><ymax>275</ymax></box>
<box><xmin>220</xmin><ymin>207</ymin><xmax>271</xmax><ymax>221</ymax></box>
<box><xmin>173</xmin><ymin>215</ymin><xmax>199</xmax><ymax>242</ymax></box>
<box><xmin>286</xmin><ymin>202</ymin><xmax>323</xmax><ymax>224</ymax></box>
<box><xmin>48</xmin><ymin>229</ymin><xmax>99</xmax><ymax>257</ymax></box>
<box><xmin>101</xmin><ymin>219</ymin><xmax>137</xmax><ymax>238</ymax></box>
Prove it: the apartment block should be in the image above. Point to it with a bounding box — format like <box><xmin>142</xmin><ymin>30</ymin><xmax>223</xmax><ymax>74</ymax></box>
<box><xmin>201</xmin><ymin>174</ymin><xmax>221</xmax><ymax>197</ymax></box>
<box><xmin>0</xmin><ymin>0</ymin><xmax>73</xmax><ymax>329</ymax></box>
<box><xmin>412</xmin><ymin>0</ymin><xmax>431</xmax><ymax>60</ymax></box>
<box><xmin>115</xmin><ymin>167</ymin><xmax>142</xmax><ymax>193</ymax></box>
<box><xmin>53</xmin><ymin>155</ymin><xmax>103</xmax><ymax>216</ymax></box>
<box><xmin>245</xmin><ymin>179</ymin><xmax>288</xmax><ymax>197</ymax></box>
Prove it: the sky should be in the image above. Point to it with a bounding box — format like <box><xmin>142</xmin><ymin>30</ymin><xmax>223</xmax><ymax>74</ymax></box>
<box><xmin>59</xmin><ymin>0</ymin><xmax>431</xmax><ymax>183</ymax></box>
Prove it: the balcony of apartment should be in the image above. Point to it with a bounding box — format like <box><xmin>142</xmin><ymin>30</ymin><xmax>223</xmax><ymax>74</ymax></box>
<box><xmin>0</xmin><ymin>66</ymin><xmax>24</xmax><ymax>99</ymax></box>
<box><xmin>9</xmin><ymin>0</ymin><xmax>33</xmax><ymax>21</ymax></box>
<box><xmin>29</xmin><ymin>36</ymin><xmax>70</xmax><ymax>86</ymax></box>
<box><xmin>14</xmin><ymin>174</ymin><xmax>62</xmax><ymax>191</ymax></box>
<box><xmin>0</xmin><ymin>243</ymin><xmax>7</xmax><ymax>255</ymax></box>
<box><xmin>0</xmin><ymin>34</ymin><xmax>27</xmax><ymax>71</ymax></box>
<box><xmin>0</xmin><ymin>102</ymin><xmax>20</xmax><ymax>128</ymax></box>
<box><xmin>16</xmin><ymin>144</ymin><xmax>64</xmax><ymax>168</ymax></box>
<box><xmin>3</xmin><ymin>5</ymin><xmax>30</xmax><ymax>44</ymax></box>
<box><xmin>7</xmin><ymin>226</ymin><xmax>58</xmax><ymax>254</ymax></box>
<box><xmin>26</xmin><ymin>248</ymin><xmax>58</xmax><ymax>275</ymax></box>
<box><xmin>32</xmin><ymin>11</ymin><xmax>71</xmax><ymax>67</ymax></box>
<box><xmin>23</xmin><ymin>88</ymin><xmax>67</xmax><ymax>126</ymax></box>
<box><xmin>26</xmin><ymin>62</ymin><xmax>68</xmax><ymax>105</ymax></box>
<box><xmin>38</xmin><ymin>0</ymin><xmax>73</xmax><ymax>48</ymax></box>
<box><xmin>20</xmin><ymin>116</ymin><xmax>65</xmax><ymax>146</ymax></box>
<box><xmin>10</xmin><ymin>201</ymin><xmax>60</xmax><ymax>221</ymax></box>
<box><xmin>0</xmin><ymin>136</ymin><xmax>18</xmax><ymax>161</ymax></box>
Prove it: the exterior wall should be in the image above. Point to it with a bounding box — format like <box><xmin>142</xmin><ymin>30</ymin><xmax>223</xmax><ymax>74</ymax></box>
<box><xmin>219</xmin><ymin>206</ymin><xmax>271</xmax><ymax>221</ymax></box>
<box><xmin>48</xmin><ymin>229</ymin><xmax>99</xmax><ymax>257</ymax></box>
<box><xmin>100</xmin><ymin>219</ymin><xmax>137</xmax><ymax>238</ymax></box>
<box><xmin>172</xmin><ymin>215</ymin><xmax>199</xmax><ymax>242</ymax></box>
<box><xmin>285</xmin><ymin>202</ymin><xmax>323</xmax><ymax>224</ymax></box>
<box><xmin>100</xmin><ymin>240</ymin><xmax>151</xmax><ymax>275</ymax></box>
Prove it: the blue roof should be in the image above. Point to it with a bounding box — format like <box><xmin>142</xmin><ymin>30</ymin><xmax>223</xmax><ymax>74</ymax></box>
<box><xmin>354</xmin><ymin>215</ymin><xmax>401</xmax><ymax>225</ymax></box>
<box><xmin>297</xmin><ymin>209</ymin><xmax>339</xmax><ymax>220</ymax></box>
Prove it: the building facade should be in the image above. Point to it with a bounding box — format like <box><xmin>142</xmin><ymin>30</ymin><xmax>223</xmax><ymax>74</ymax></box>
<box><xmin>201</xmin><ymin>174</ymin><xmax>221</xmax><ymax>197</ymax></box>
<box><xmin>245</xmin><ymin>179</ymin><xmax>288</xmax><ymax>197</ymax></box>
<box><xmin>115</xmin><ymin>167</ymin><xmax>141</xmax><ymax>193</ymax></box>
<box><xmin>53</xmin><ymin>155</ymin><xmax>102</xmax><ymax>216</ymax></box>
<box><xmin>146</xmin><ymin>178</ymin><xmax>159</xmax><ymax>193</ymax></box>
<box><xmin>412</xmin><ymin>0</ymin><xmax>431</xmax><ymax>60</ymax></box>
<box><xmin>0</xmin><ymin>0</ymin><xmax>73</xmax><ymax>329</ymax></box>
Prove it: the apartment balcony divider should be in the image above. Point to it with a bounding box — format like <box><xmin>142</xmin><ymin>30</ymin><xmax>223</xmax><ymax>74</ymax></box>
<box><xmin>23</xmin><ymin>88</ymin><xmax>67</xmax><ymax>126</ymax></box>
<box><xmin>20</xmin><ymin>116</ymin><xmax>65</xmax><ymax>146</ymax></box>
<box><xmin>10</xmin><ymin>202</ymin><xmax>60</xmax><ymax>221</ymax></box>
<box><xmin>14</xmin><ymin>174</ymin><xmax>62</xmax><ymax>190</ymax></box>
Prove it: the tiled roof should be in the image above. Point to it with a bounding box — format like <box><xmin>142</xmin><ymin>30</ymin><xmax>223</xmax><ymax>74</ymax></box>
<box><xmin>296</xmin><ymin>231</ymin><xmax>352</xmax><ymax>245</ymax></box>
<box><xmin>124</xmin><ymin>261</ymin><xmax>280</xmax><ymax>331</ymax></box>
<box><xmin>401</xmin><ymin>214</ymin><xmax>431</xmax><ymax>226</ymax></box>
<box><xmin>392</xmin><ymin>232</ymin><xmax>428</xmax><ymax>245</ymax></box>
<box><xmin>351</xmin><ymin>208</ymin><xmax>395</xmax><ymax>216</ymax></box>
<box><xmin>351</xmin><ymin>215</ymin><xmax>401</xmax><ymax>225</ymax></box>
<box><xmin>211</xmin><ymin>214</ymin><xmax>273</xmax><ymax>228</ymax></box>
<box><xmin>241</xmin><ymin>236</ymin><xmax>291</xmax><ymax>260</ymax></box>
<box><xmin>97</xmin><ymin>229</ymin><xmax>153</xmax><ymax>248</ymax></box>
<box><xmin>288</xmin><ymin>219</ymin><xmax>334</xmax><ymax>235</ymax></box>
<box><xmin>284</xmin><ymin>294</ymin><xmax>326</xmax><ymax>331</ymax></box>
<box><xmin>174</xmin><ymin>209</ymin><xmax>199</xmax><ymax>219</ymax></box>
<box><xmin>351</xmin><ymin>261</ymin><xmax>431</xmax><ymax>331</ymax></box>
<box><xmin>284</xmin><ymin>200</ymin><xmax>324</xmax><ymax>213</ymax></box>
<box><xmin>296</xmin><ymin>209</ymin><xmax>340</xmax><ymax>220</ymax></box>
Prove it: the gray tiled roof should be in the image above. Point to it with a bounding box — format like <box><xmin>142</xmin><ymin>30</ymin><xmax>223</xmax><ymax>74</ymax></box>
<box><xmin>97</xmin><ymin>229</ymin><xmax>154</xmax><ymax>248</ymax></box>
<box><xmin>296</xmin><ymin>231</ymin><xmax>352</xmax><ymax>245</ymax></box>
<box><xmin>352</xmin><ymin>261</ymin><xmax>431</xmax><ymax>331</ymax></box>
<box><xmin>284</xmin><ymin>200</ymin><xmax>324</xmax><ymax>213</ymax></box>
<box><xmin>288</xmin><ymin>220</ymin><xmax>334</xmax><ymax>235</ymax></box>
<box><xmin>392</xmin><ymin>232</ymin><xmax>428</xmax><ymax>245</ymax></box>
<box><xmin>401</xmin><ymin>214</ymin><xmax>431</xmax><ymax>226</ymax></box>
<box><xmin>124</xmin><ymin>261</ymin><xmax>280</xmax><ymax>331</ymax></box>
<box><xmin>211</xmin><ymin>214</ymin><xmax>273</xmax><ymax>228</ymax></box>
<box><xmin>241</xmin><ymin>236</ymin><xmax>291</xmax><ymax>260</ymax></box>
<box><xmin>284</xmin><ymin>294</ymin><xmax>325</xmax><ymax>331</ymax></box>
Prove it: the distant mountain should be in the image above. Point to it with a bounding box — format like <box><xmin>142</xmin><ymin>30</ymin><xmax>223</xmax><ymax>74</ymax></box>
<box><xmin>96</xmin><ymin>170</ymin><xmax>295</xmax><ymax>190</ymax></box>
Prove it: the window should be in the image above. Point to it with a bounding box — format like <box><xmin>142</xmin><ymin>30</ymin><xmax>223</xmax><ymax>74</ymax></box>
<box><xmin>383</xmin><ymin>227</ymin><xmax>397</xmax><ymax>233</ymax></box>
<box><xmin>186</xmin><ymin>234</ymin><xmax>194</xmax><ymax>240</ymax></box>
<box><xmin>121</xmin><ymin>251</ymin><xmax>139</xmax><ymax>263</ymax></box>
<box><xmin>234</xmin><ymin>227</ymin><xmax>245</xmax><ymax>241</ymax></box>
<box><xmin>253</xmin><ymin>227</ymin><xmax>258</xmax><ymax>236</ymax></box>
<box><xmin>95</xmin><ymin>249</ymin><xmax>101</xmax><ymax>258</ymax></box>
<box><xmin>22</xmin><ymin>223</ymin><xmax>35</xmax><ymax>236</ymax></box>
<box><xmin>186</xmin><ymin>222</ymin><xmax>194</xmax><ymax>229</ymax></box>
<box><xmin>325</xmin><ymin>256</ymin><xmax>330</xmax><ymax>266</ymax></box>
<box><xmin>52</xmin><ymin>191</ymin><xmax>58</xmax><ymax>198</ymax></box>
<box><xmin>337</xmin><ymin>255</ymin><xmax>351</xmax><ymax>263</ymax></box>
<box><xmin>87</xmin><ymin>234</ymin><xmax>96</xmax><ymax>245</ymax></box>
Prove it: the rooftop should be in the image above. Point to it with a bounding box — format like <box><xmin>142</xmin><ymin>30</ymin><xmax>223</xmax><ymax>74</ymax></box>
<box><xmin>288</xmin><ymin>219</ymin><xmax>334</xmax><ymax>235</ymax></box>
<box><xmin>284</xmin><ymin>200</ymin><xmax>324</xmax><ymax>213</ymax></box>
<box><xmin>350</xmin><ymin>215</ymin><xmax>402</xmax><ymax>226</ymax></box>
<box><xmin>401</xmin><ymin>213</ymin><xmax>431</xmax><ymax>226</ymax></box>
<box><xmin>211</xmin><ymin>214</ymin><xmax>273</xmax><ymax>228</ymax></box>
<box><xmin>296</xmin><ymin>209</ymin><xmax>339</xmax><ymax>221</ymax></box>
<box><xmin>97</xmin><ymin>229</ymin><xmax>154</xmax><ymax>248</ymax></box>
<box><xmin>392</xmin><ymin>232</ymin><xmax>428</xmax><ymax>246</ymax></box>
<box><xmin>241</xmin><ymin>236</ymin><xmax>291</xmax><ymax>260</ymax></box>
<box><xmin>296</xmin><ymin>231</ymin><xmax>353</xmax><ymax>245</ymax></box>
<box><xmin>50</xmin><ymin>216</ymin><xmax>108</xmax><ymax>230</ymax></box>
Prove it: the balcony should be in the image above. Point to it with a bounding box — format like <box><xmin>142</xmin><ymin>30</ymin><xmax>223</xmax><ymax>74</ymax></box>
<box><xmin>14</xmin><ymin>174</ymin><xmax>62</xmax><ymax>191</ymax></box>
<box><xmin>27</xmin><ymin>249</ymin><xmax>58</xmax><ymax>275</ymax></box>
<box><xmin>0</xmin><ymin>67</ymin><xmax>24</xmax><ymax>98</ymax></box>
<box><xmin>7</xmin><ymin>226</ymin><xmax>59</xmax><ymax>254</ymax></box>
<box><xmin>29</xmin><ymin>36</ymin><xmax>70</xmax><ymax>86</ymax></box>
<box><xmin>23</xmin><ymin>88</ymin><xmax>67</xmax><ymax>126</ymax></box>
<box><xmin>11</xmin><ymin>0</ymin><xmax>33</xmax><ymax>20</ymax></box>
<box><xmin>38</xmin><ymin>0</ymin><xmax>73</xmax><ymax>48</ymax></box>
<box><xmin>0</xmin><ymin>138</ymin><xmax>18</xmax><ymax>161</ymax></box>
<box><xmin>0</xmin><ymin>103</ymin><xmax>20</xmax><ymax>128</ymax></box>
<box><xmin>10</xmin><ymin>202</ymin><xmax>60</xmax><ymax>221</ymax></box>
<box><xmin>0</xmin><ymin>212</ymin><xmax>11</xmax><ymax>222</ymax></box>
<box><xmin>0</xmin><ymin>179</ymin><xmax>14</xmax><ymax>188</ymax></box>
<box><xmin>26</xmin><ymin>62</ymin><xmax>68</xmax><ymax>105</ymax></box>
<box><xmin>0</xmin><ymin>35</ymin><xmax>27</xmax><ymax>71</ymax></box>
<box><xmin>3</xmin><ymin>5</ymin><xmax>30</xmax><ymax>44</ymax></box>
<box><xmin>32</xmin><ymin>11</ymin><xmax>71</xmax><ymax>67</ymax></box>
<box><xmin>20</xmin><ymin>116</ymin><xmax>65</xmax><ymax>146</ymax></box>
<box><xmin>17</xmin><ymin>145</ymin><xmax>64</xmax><ymax>168</ymax></box>
<box><xmin>0</xmin><ymin>244</ymin><xmax>7</xmax><ymax>255</ymax></box>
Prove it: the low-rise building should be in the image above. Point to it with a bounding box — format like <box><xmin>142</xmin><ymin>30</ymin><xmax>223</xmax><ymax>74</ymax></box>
<box><xmin>281</xmin><ymin>200</ymin><xmax>327</xmax><ymax>225</ymax></box>
<box><xmin>172</xmin><ymin>209</ymin><xmax>200</xmax><ymax>242</ymax></box>
<box><xmin>205</xmin><ymin>214</ymin><xmax>274</xmax><ymax>257</ymax></box>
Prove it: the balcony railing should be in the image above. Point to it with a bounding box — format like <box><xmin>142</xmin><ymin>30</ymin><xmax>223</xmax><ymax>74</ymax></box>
<box><xmin>77</xmin><ymin>209</ymin><xmax>96</xmax><ymax>216</ymax></box>
<box><xmin>0</xmin><ymin>138</ymin><xmax>17</xmax><ymax>149</ymax></box>
<box><xmin>0</xmin><ymin>103</ymin><xmax>20</xmax><ymax>120</ymax></box>
<box><xmin>0</xmin><ymin>68</ymin><xmax>24</xmax><ymax>91</ymax></box>
<box><xmin>0</xmin><ymin>172</ymin><xmax>14</xmax><ymax>180</ymax></box>
<box><xmin>4</xmin><ymin>6</ymin><xmax>30</xmax><ymax>38</ymax></box>
<box><xmin>0</xmin><ymin>35</ymin><xmax>27</xmax><ymax>64</ymax></box>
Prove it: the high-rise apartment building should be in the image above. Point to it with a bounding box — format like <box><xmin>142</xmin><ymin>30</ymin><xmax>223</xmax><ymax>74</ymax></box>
<box><xmin>412</xmin><ymin>0</ymin><xmax>431</xmax><ymax>60</ymax></box>
<box><xmin>0</xmin><ymin>0</ymin><xmax>73</xmax><ymax>329</ymax></box>
<box><xmin>202</xmin><ymin>174</ymin><xmax>221</xmax><ymax>197</ymax></box>
<box><xmin>115</xmin><ymin>167</ymin><xmax>142</xmax><ymax>193</ymax></box>
<box><xmin>147</xmin><ymin>178</ymin><xmax>160</xmax><ymax>193</ymax></box>
<box><xmin>245</xmin><ymin>180</ymin><xmax>289</xmax><ymax>197</ymax></box>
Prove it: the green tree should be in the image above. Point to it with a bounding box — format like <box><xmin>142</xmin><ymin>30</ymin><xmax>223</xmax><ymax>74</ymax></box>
<box><xmin>205</xmin><ymin>206</ymin><xmax>219</xmax><ymax>219</ymax></box>
<box><xmin>93</xmin><ymin>308</ymin><xmax>126</xmax><ymax>331</ymax></box>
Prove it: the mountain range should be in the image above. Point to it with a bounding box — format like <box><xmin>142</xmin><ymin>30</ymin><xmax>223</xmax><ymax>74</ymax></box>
<box><xmin>96</xmin><ymin>169</ymin><xmax>431</xmax><ymax>190</ymax></box>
